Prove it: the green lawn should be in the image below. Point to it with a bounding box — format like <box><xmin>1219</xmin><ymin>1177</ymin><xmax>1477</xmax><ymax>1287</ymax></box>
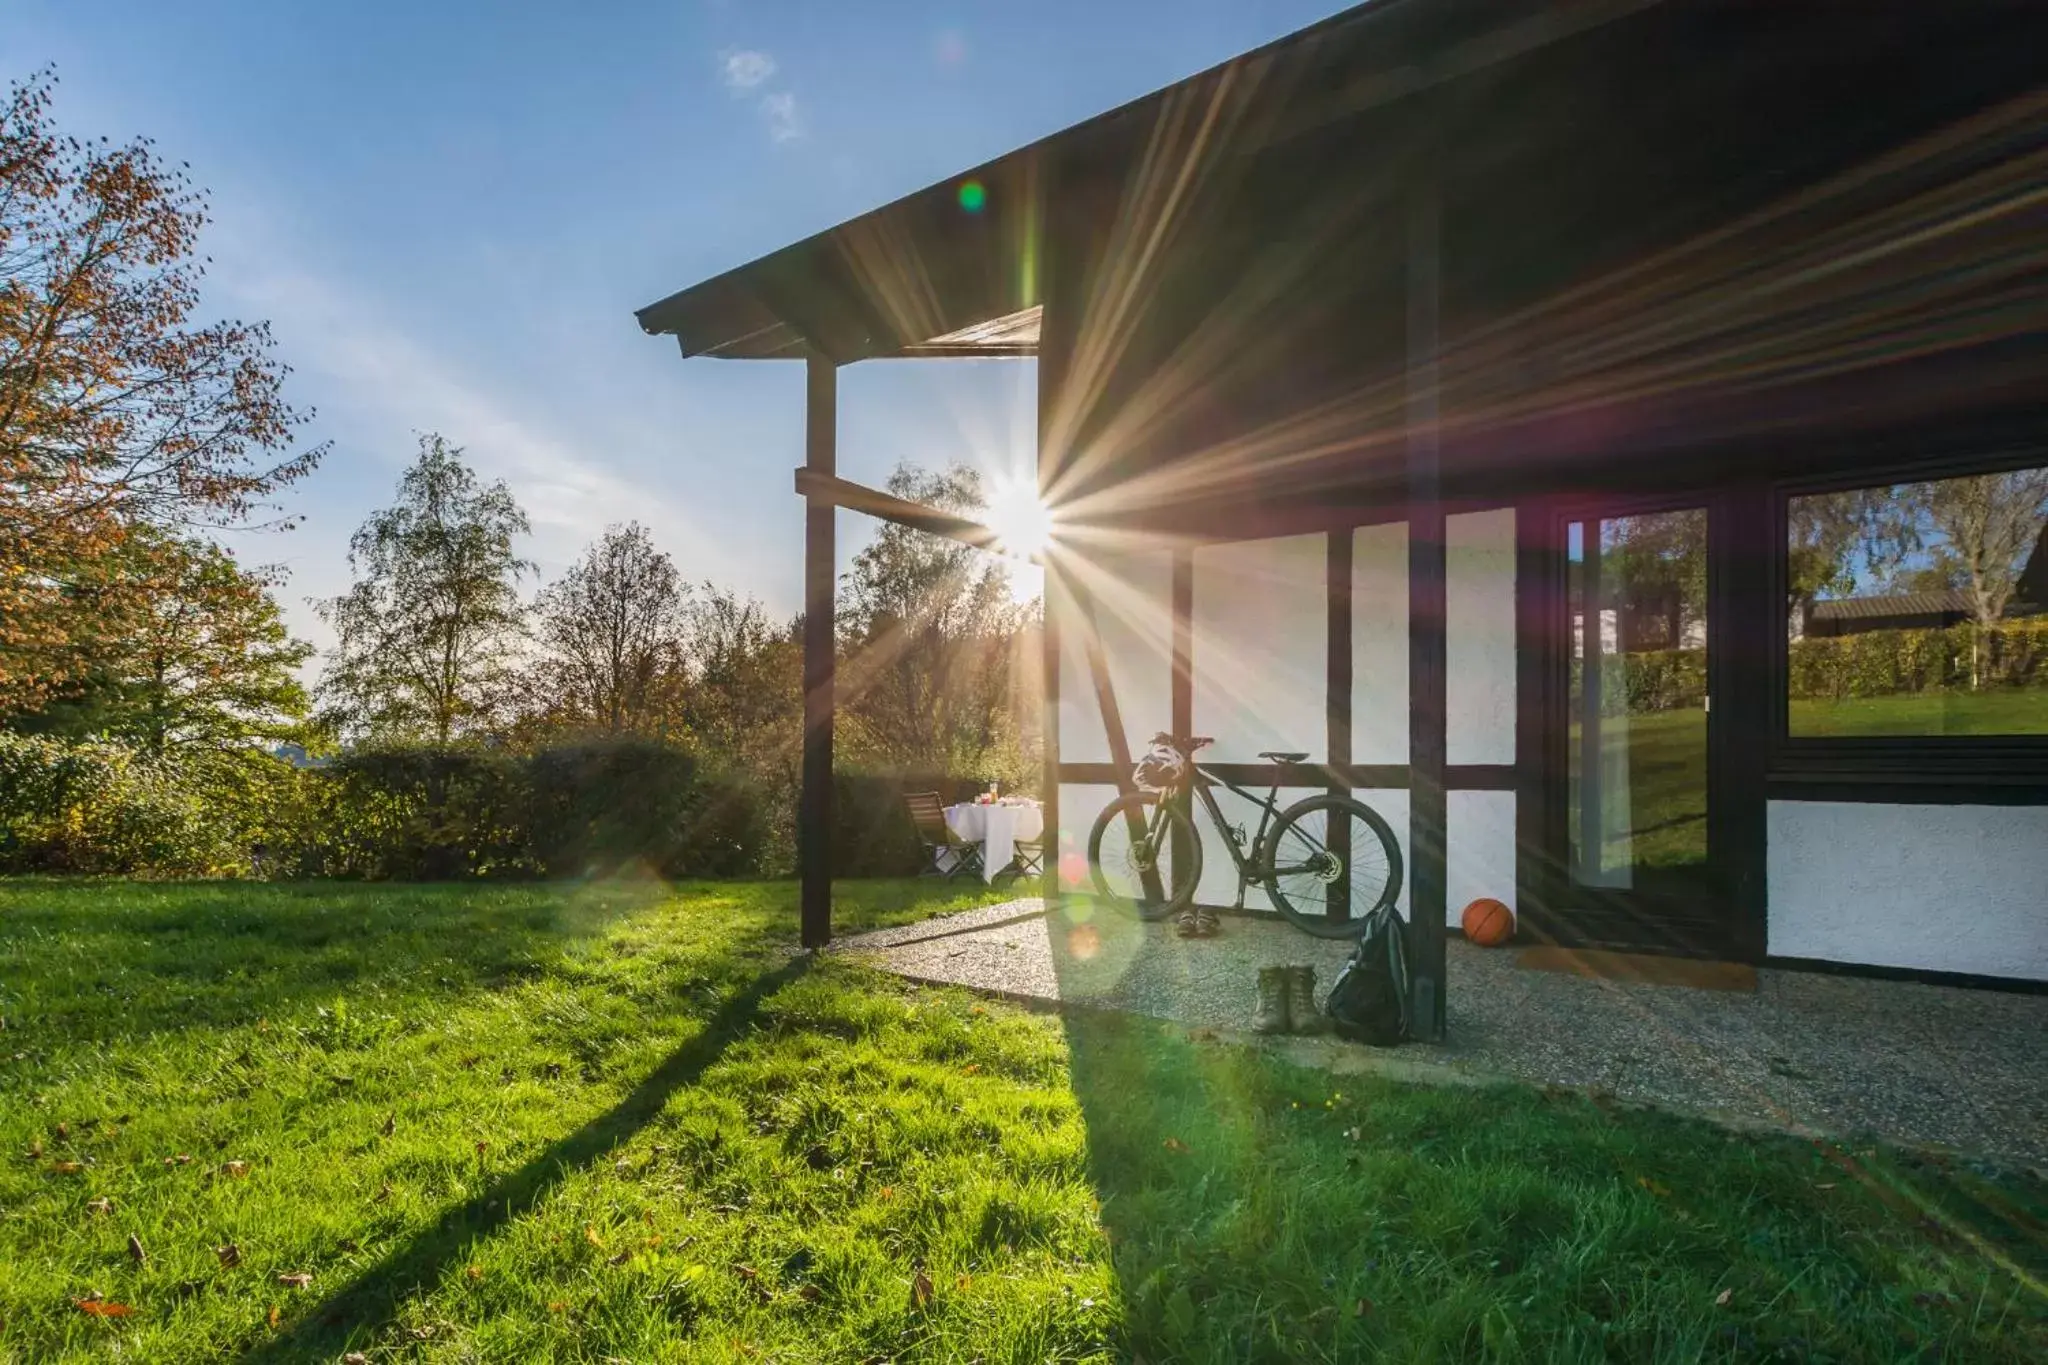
<box><xmin>3</xmin><ymin>880</ymin><xmax>2044</xmax><ymax>1363</ymax></box>
<box><xmin>1791</xmin><ymin>687</ymin><xmax>2048</xmax><ymax>737</ymax></box>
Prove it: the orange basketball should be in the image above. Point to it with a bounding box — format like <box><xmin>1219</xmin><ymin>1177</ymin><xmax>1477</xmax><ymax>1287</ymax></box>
<box><xmin>1461</xmin><ymin>897</ymin><xmax>1515</xmax><ymax>947</ymax></box>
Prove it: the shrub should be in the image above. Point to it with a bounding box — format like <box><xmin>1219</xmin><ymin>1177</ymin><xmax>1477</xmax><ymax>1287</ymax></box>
<box><xmin>0</xmin><ymin>733</ymin><xmax>288</xmax><ymax>876</ymax></box>
<box><xmin>527</xmin><ymin>738</ymin><xmax>766</xmax><ymax>880</ymax></box>
<box><xmin>833</xmin><ymin>773</ymin><xmax>991</xmax><ymax>877</ymax></box>
<box><xmin>279</xmin><ymin>745</ymin><xmax>535</xmax><ymax>881</ymax></box>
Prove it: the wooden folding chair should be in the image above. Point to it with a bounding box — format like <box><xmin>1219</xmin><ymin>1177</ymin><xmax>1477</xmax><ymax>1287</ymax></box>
<box><xmin>905</xmin><ymin>791</ymin><xmax>983</xmax><ymax>880</ymax></box>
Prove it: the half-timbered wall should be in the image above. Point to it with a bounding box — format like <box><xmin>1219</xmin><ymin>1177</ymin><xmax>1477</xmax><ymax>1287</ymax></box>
<box><xmin>1051</xmin><ymin>508</ymin><xmax>1520</xmax><ymax>926</ymax></box>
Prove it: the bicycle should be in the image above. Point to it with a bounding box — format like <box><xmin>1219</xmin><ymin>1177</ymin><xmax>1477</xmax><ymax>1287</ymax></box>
<box><xmin>1086</xmin><ymin>733</ymin><xmax>1404</xmax><ymax>939</ymax></box>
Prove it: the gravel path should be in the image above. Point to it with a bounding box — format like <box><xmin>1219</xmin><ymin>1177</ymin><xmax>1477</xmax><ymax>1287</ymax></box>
<box><xmin>836</xmin><ymin>898</ymin><xmax>2048</xmax><ymax>1168</ymax></box>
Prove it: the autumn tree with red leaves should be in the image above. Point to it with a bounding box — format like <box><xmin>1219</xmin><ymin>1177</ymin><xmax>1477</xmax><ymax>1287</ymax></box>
<box><xmin>0</xmin><ymin>68</ymin><xmax>324</xmax><ymax>715</ymax></box>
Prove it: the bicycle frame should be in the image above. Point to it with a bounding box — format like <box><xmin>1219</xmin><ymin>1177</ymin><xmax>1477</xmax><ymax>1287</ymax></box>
<box><xmin>1149</xmin><ymin>766</ymin><xmax>1302</xmax><ymax>910</ymax></box>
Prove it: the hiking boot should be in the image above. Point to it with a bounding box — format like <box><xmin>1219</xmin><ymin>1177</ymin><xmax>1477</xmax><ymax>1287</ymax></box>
<box><xmin>1252</xmin><ymin>966</ymin><xmax>1291</xmax><ymax>1034</ymax></box>
<box><xmin>1174</xmin><ymin>908</ymin><xmax>1201</xmax><ymax>938</ymax></box>
<box><xmin>1192</xmin><ymin>907</ymin><xmax>1220</xmax><ymax>937</ymax></box>
<box><xmin>1285</xmin><ymin>965</ymin><xmax>1327</xmax><ymax>1034</ymax></box>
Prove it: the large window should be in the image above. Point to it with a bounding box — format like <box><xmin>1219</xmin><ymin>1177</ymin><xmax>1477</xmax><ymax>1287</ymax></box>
<box><xmin>1787</xmin><ymin>464</ymin><xmax>2048</xmax><ymax>737</ymax></box>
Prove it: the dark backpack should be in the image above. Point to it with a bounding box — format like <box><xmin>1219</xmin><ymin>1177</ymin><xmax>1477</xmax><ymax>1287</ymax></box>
<box><xmin>1322</xmin><ymin>906</ymin><xmax>1412</xmax><ymax>1045</ymax></box>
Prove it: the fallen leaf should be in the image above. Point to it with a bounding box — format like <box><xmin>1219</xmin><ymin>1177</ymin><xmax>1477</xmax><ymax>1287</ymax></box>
<box><xmin>266</xmin><ymin>1304</ymin><xmax>280</xmax><ymax>1328</ymax></box>
<box><xmin>344</xmin><ymin>1354</ymin><xmax>369</xmax><ymax>1364</ymax></box>
<box><xmin>466</xmin><ymin>1264</ymin><xmax>483</xmax><ymax>1280</ymax></box>
<box><xmin>960</xmin><ymin>1064</ymin><xmax>981</xmax><ymax>1075</ymax></box>
<box><xmin>127</xmin><ymin>1234</ymin><xmax>147</xmax><ymax>1265</ymax></box>
<box><xmin>50</xmin><ymin>1160</ymin><xmax>83</xmax><ymax>1175</ymax></box>
<box><xmin>475</xmin><ymin>1140</ymin><xmax>489</xmax><ymax>1156</ymax></box>
<box><xmin>733</xmin><ymin>1264</ymin><xmax>759</xmax><ymax>1280</ymax></box>
<box><xmin>955</xmin><ymin>1273</ymin><xmax>972</xmax><ymax>1290</ymax></box>
<box><xmin>216</xmin><ymin>1244</ymin><xmax>241</xmax><ymax>1268</ymax></box>
<box><xmin>877</xmin><ymin>1187</ymin><xmax>894</xmax><ymax>1201</ymax></box>
<box><xmin>276</xmin><ymin>1272</ymin><xmax>312</xmax><ymax>1289</ymax></box>
<box><xmin>86</xmin><ymin>1197</ymin><xmax>114</xmax><ymax>1216</ymax></box>
<box><xmin>77</xmin><ymin>1299</ymin><xmax>134</xmax><ymax>1317</ymax></box>
<box><xmin>1637</xmin><ymin>1176</ymin><xmax>1672</xmax><ymax>1198</ymax></box>
<box><xmin>548</xmin><ymin>1299</ymin><xmax>567</xmax><ymax>1312</ymax></box>
<box><xmin>222</xmin><ymin>1160</ymin><xmax>249</xmax><ymax>1179</ymax></box>
<box><xmin>910</xmin><ymin>1269</ymin><xmax>934</xmax><ymax>1311</ymax></box>
<box><xmin>1715</xmin><ymin>1288</ymin><xmax>1733</xmax><ymax>1307</ymax></box>
<box><xmin>584</xmin><ymin>1225</ymin><xmax>604</xmax><ymax>1248</ymax></box>
<box><xmin>797</xmin><ymin>1283</ymin><xmax>822</xmax><ymax>1302</ymax></box>
<box><xmin>1354</xmin><ymin>1296</ymin><xmax>1373</xmax><ymax>1317</ymax></box>
<box><xmin>1162</xmin><ymin>1137</ymin><xmax>1190</xmax><ymax>1154</ymax></box>
<box><xmin>379</xmin><ymin>1114</ymin><xmax>396</xmax><ymax>1137</ymax></box>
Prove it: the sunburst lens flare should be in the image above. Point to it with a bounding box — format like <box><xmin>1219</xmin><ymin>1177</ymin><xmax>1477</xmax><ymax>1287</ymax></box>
<box><xmin>983</xmin><ymin>479</ymin><xmax>1055</xmax><ymax>560</ymax></box>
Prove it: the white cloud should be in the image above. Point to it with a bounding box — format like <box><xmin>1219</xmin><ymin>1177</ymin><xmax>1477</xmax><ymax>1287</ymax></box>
<box><xmin>720</xmin><ymin>48</ymin><xmax>777</xmax><ymax>92</ymax></box>
<box><xmin>760</xmin><ymin>91</ymin><xmax>802</xmax><ymax>144</ymax></box>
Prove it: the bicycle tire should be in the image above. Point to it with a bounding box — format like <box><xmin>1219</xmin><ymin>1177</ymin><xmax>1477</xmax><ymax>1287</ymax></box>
<box><xmin>1087</xmin><ymin>792</ymin><xmax>1203</xmax><ymax>921</ymax></box>
<box><xmin>1260</xmin><ymin>793</ymin><xmax>1403</xmax><ymax>939</ymax></box>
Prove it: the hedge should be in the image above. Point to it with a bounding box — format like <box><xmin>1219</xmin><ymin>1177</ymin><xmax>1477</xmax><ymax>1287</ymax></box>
<box><xmin>1571</xmin><ymin>618</ymin><xmax>2048</xmax><ymax>715</ymax></box>
<box><xmin>832</xmin><ymin>773</ymin><xmax>991</xmax><ymax>878</ymax></box>
<box><xmin>0</xmin><ymin>735</ymin><xmax>771</xmax><ymax>882</ymax></box>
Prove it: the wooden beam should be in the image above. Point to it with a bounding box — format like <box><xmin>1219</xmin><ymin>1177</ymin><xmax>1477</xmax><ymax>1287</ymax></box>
<box><xmin>799</xmin><ymin>357</ymin><xmax>837</xmax><ymax>950</ymax></box>
<box><xmin>791</xmin><ymin>468</ymin><xmax>1036</xmax><ymax>561</ymax></box>
<box><xmin>1406</xmin><ymin>179</ymin><xmax>1450</xmax><ymax>1042</ymax></box>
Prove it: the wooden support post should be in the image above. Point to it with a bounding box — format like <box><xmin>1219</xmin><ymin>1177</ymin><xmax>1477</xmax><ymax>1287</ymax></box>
<box><xmin>799</xmin><ymin>355</ymin><xmax>837</xmax><ymax>949</ymax></box>
<box><xmin>1406</xmin><ymin>182</ymin><xmax>1449</xmax><ymax>1041</ymax></box>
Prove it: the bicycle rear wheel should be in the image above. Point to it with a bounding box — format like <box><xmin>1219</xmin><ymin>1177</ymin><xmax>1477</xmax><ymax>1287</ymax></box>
<box><xmin>1261</xmin><ymin>793</ymin><xmax>1403</xmax><ymax>939</ymax></box>
<box><xmin>1087</xmin><ymin>792</ymin><xmax>1202</xmax><ymax>921</ymax></box>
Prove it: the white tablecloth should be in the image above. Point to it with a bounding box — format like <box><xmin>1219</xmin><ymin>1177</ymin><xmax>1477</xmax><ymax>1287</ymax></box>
<box><xmin>943</xmin><ymin>802</ymin><xmax>1045</xmax><ymax>882</ymax></box>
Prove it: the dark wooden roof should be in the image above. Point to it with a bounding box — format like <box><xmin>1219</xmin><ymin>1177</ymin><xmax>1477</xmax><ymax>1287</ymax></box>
<box><xmin>632</xmin><ymin>0</ymin><xmax>1680</xmax><ymax>361</ymax></box>
<box><xmin>1807</xmin><ymin>592</ymin><xmax>1972</xmax><ymax>624</ymax></box>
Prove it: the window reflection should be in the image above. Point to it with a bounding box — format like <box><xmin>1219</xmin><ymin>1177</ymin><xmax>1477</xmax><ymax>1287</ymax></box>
<box><xmin>1788</xmin><ymin>466</ymin><xmax>2048</xmax><ymax>736</ymax></box>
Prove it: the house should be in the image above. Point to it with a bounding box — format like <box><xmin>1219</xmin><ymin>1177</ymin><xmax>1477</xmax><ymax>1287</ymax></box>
<box><xmin>636</xmin><ymin>0</ymin><xmax>2048</xmax><ymax>1013</ymax></box>
<box><xmin>1801</xmin><ymin>591</ymin><xmax>1974</xmax><ymax>640</ymax></box>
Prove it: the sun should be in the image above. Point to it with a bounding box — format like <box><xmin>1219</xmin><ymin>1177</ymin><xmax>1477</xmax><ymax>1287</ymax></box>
<box><xmin>982</xmin><ymin>477</ymin><xmax>1055</xmax><ymax>561</ymax></box>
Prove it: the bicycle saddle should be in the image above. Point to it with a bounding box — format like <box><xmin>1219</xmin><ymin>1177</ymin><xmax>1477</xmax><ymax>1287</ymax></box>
<box><xmin>1259</xmin><ymin>750</ymin><xmax>1311</xmax><ymax>763</ymax></box>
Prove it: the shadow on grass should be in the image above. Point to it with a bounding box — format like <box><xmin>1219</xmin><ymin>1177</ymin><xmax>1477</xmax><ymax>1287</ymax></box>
<box><xmin>0</xmin><ymin>878</ymin><xmax>663</xmax><ymax>1047</ymax></box>
<box><xmin>239</xmin><ymin>953</ymin><xmax>812</xmax><ymax>1363</ymax></box>
<box><xmin>1057</xmin><ymin>1008</ymin><xmax>2048</xmax><ymax>1364</ymax></box>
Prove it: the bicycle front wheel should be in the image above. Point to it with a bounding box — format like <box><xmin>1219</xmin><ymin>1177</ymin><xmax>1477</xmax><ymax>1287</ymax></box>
<box><xmin>1087</xmin><ymin>792</ymin><xmax>1202</xmax><ymax>921</ymax></box>
<box><xmin>1261</xmin><ymin>793</ymin><xmax>1403</xmax><ymax>939</ymax></box>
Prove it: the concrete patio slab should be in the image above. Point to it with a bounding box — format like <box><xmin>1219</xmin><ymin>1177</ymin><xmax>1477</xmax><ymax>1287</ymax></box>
<box><xmin>835</xmin><ymin>898</ymin><xmax>2048</xmax><ymax>1168</ymax></box>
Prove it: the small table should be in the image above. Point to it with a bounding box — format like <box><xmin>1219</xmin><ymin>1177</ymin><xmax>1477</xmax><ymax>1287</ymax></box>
<box><xmin>943</xmin><ymin>802</ymin><xmax>1045</xmax><ymax>883</ymax></box>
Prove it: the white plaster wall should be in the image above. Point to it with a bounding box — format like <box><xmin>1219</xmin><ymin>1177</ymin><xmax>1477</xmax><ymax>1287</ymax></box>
<box><xmin>1448</xmin><ymin>789</ymin><xmax>1517</xmax><ymax>924</ymax></box>
<box><xmin>1352</xmin><ymin>523</ymin><xmax>1408</xmax><ymax>765</ymax></box>
<box><xmin>1052</xmin><ymin>551</ymin><xmax>1174</xmax><ymax>765</ymax></box>
<box><xmin>1055</xmin><ymin>783</ymin><xmax>1120</xmax><ymax>890</ymax></box>
<box><xmin>1768</xmin><ymin>802</ymin><xmax>2048</xmax><ymax>981</ymax></box>
<box><xmin>1191</xmin><ymin>534</ymin><xmax>1326</xmax><ymax>762</ymax></box>
<box><xmin>1445</xmin><ymin>508</ymin><xmax>1517</xmax><ymax>767</ymax></box>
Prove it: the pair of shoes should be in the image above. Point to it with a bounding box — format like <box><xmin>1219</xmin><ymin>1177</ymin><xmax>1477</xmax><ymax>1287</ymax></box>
<box><xmin>1174</xmin><ymin>907</ymin><xmax>1221</xmax><ymax>938</ymax></box>
<box><xmin>1253</xmin><ymin>965</ymin><xmax>1329</xmax><ymax>1036</ymax></box>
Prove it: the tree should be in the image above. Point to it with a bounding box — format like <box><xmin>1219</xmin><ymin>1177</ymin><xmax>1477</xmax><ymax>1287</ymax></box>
<box><xmin>317</xmin><ymin>434</ymin><xmax>530</xmax><ymax>743</ymax></box>
<box><xmin>11</xmin><ymin>529</ymin><xmax>310</xmax><ymax>752</ymax></box>
<box><xmin>1901</xmin><ymin>469</ymin><xmax>2048</xmax><ymax>629</ymax></box>
<box><xmin>836</xmin><ymin>462</ymin><xmax>1031</xmax><ymax>781</ymax></box>
<box><xmin>527</xmin><ymin>521</ymin><xmax>689</xmax><ymax>737</ymax></box>
<box><xmin>1</xmin><ymin>69</ymin><xmax>323</xmax><ymax>713</ymax></box>
<box><xmin>676</xmin><ymin>586</ymin><xmax>802</xmax><ymax>866</ymax></box>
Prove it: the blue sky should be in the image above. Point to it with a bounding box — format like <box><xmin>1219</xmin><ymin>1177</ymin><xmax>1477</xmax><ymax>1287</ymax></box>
<box><xmin>3</xmin><ymin>0</ymin><xmax>1351</xmax><ymax>653</ymax></box>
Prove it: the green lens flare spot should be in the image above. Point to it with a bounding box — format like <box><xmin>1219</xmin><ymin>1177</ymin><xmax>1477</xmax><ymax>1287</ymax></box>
<box><xmin>957</xmin><ymin>179</ymin><xmax>987</xmax><ymax>213</ymax></box>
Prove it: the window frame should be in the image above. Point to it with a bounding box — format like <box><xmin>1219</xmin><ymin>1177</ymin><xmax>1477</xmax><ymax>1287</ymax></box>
<box><xmin>1767</xmin><ymin>443</ymin><xmax>2048</xmax><ymax>800</ymax></box>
